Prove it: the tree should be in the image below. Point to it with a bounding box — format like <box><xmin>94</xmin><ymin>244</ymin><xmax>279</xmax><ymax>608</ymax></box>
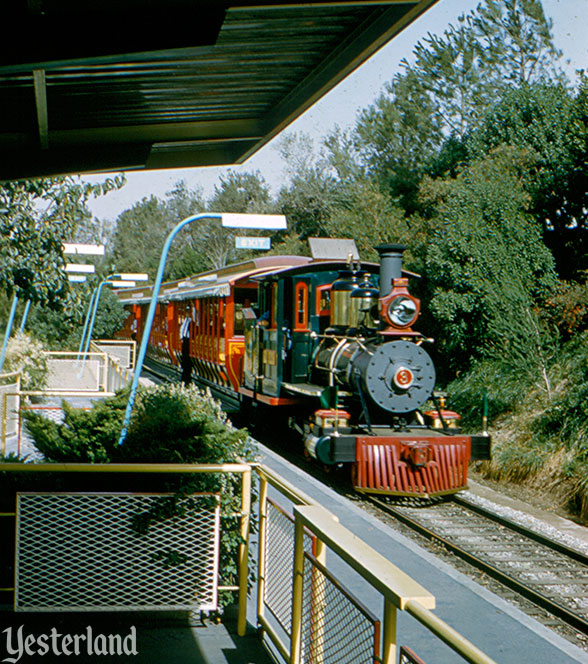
<box><xmin>355</xmin><ymin>69</ymin><xmax>443</xmax><ymax>214</ymax></box>
<box><xmin>467</xmin><ymin>80</ymin><xmax>588</xmax><ymax>277</ymax></box>
<box><xmin>0</xmin><ymin>175</ymin><xmax>124</xmax><ymax>308</ymax></box>
<box><xmin>203</xmin><ymin>170</ymin><xmax>275</xmax><ymax>268</ymax></box>
<box><xmin>163</xmin><ymin>180</ymin><xmax>208</xmax><ymax>278</ymax></box>
<box><xmin>276</xmin><ymin>133</ymin><xmax>342</xmax><ymax>241</ymax></box>
<box><xmin>322</xmin><ymin>178</ymin><xmax>409</xmax><ymax>262</ymax></box>
<box><xmin>472</xmin><ymin>0</ymin><xmax>565</xmax><ymax>87</ymax></box>
<box><xmin>111</xmin><ymin>196</ymin><xmax>171</xmax><ymax>280</ymax></box>
<box><xmin>351</xmin><ymin>0</ymin><xmax>566</xmax><ymax>216</ymax></box>
<box><xmin>419</xmin><ymin>146</ymin><xmax>559</xmax><ymax>381</ymax></box>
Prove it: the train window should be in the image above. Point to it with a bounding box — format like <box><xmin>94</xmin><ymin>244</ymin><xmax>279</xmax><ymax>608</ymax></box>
<box><xmin>294</xmin><ymin>282</ymin><xmax>309</xmax><ymax>331</ymax></box>
<box><xmin>316</xmin><ymin>285</ymin><xmax>331</xmax><ymax>316</ymax></box>
<box><xmin>270</xmin><ymin>283</ymin><xmax>278</xmax><ymax>329</ymax></box>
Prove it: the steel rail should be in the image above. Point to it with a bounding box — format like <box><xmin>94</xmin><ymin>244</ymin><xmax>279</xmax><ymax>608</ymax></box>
<box><xmin>367</xmin><ymin>495</ymin><xmax>588</xmax><ymax>636</ymax></box>
<box><xmin>453</xmin><ymin>494</ymin><xmax>588</xmax><ymax>565</ymax></box>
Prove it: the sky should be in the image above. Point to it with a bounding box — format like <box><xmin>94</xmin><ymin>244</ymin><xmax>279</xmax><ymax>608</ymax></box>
<box><xmin>84</xmin><ymin>0</ymin><xmax>588</xmax><ymax>222</ymax></box>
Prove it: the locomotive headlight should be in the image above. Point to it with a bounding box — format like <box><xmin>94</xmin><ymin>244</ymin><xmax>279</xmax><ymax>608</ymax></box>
<box><xmin>387</xmin><ymin>296</ymin><xmax>418</xmax><ymax>327</ymax></box>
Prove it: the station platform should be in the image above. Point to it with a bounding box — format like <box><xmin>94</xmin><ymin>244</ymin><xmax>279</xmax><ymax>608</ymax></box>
<box><xmin>256</xmin><ymin>441</ymin><xmax>588</xmax><ymax>664</ymax></box>
<box><xmin>0</xmin><ymin>608</ymin><xmax>272</xmax><ymax>664</ymax></box>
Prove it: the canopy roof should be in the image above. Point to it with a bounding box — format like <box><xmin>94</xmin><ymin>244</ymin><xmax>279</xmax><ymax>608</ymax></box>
<box><xmin>0</xmin><ymin>0</ymin><xmax>437</xmax><ymax>181</ymax></box>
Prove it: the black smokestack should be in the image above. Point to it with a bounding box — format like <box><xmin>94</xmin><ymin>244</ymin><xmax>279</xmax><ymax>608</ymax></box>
<box><xmin>376</xmin><ymin>244</ymin><xmax>406</xmax><ymax>297</ymax></box>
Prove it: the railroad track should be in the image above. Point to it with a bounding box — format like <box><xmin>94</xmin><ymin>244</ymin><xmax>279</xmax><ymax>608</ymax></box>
<box><xmin>366</xmin><ymin>493</ymin><xmax>588</xmax><ymax>637</ymax></box>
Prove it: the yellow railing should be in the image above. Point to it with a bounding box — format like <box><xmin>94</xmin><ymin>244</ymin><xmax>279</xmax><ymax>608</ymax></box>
<box><xmin>0</xmin><ymin>371</ymin><xmax>20</xmax><ymax>454</ymax></box>
<box><xmin>0</xmin><ymin>350</ymin><xmax>139</xmax><ymax>452</ymax></box>
<box><xmin>0</xmin><ymin>462</ymin><xmax>252</xmax><ymax>634</ymax></box>
<box><xmin>0</xmin><ymin>461</ymin><xmax>498</xmax><ymax>664</ymax></box>
<box><xmin>255</xmin><ymin>464</ymin><xmax>496</xmax><ymax>664</ymax></box>
<box><xmin>43</xmin><ymin>349</ymin><xmax>136</xmax><ymax>396</ymax></box>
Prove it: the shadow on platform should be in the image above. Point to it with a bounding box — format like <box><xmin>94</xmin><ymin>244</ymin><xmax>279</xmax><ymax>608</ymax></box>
<box><xmin>0</xmin><ymin>608</ymin><xmax>273</xmax><ymax>664</ymax></box>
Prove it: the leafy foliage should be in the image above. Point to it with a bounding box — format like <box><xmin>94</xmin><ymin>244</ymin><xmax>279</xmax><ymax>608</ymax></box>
<box><xmin>2</xmin><ymin>332</ymin><xmax>48</xmax><ymax>392</ymax></box>
<box><xmin>276</xmin><ymin>133</ymin><xmax>343</xmax><ymax>240</ymax></box>
<box><xmin>0</xmin><ymin>175</ymin><xmax>125</xmax><ymax>307</ymax></box>
<box><xmin>111</xmin><ymin>196</ymin><xmax>174</xmax><ymax>281</ymax></box>
<box><xmin>419</xmin><ymin>147</ymin><xmax>558</xmax><ymax>378</ymax></box>
<box><xmin>467</xmin><ymin>79</ymin><xmax>588</xmax><ymax>277</ymax></box>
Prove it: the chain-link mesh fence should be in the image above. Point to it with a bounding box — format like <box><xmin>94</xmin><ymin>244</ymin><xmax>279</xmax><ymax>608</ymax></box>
<box><xmin>16</xmin><ymin>492</ymin><xmax>220</xmax><ymax>612</ymax></box>
<box><xmin>45</xmin><ymin>354</ymin><xmax>105</xmax><ymax>392</ymax></box>
<box><xmin>264</xmin><ymin>498</ymin><xmax>316</xmax><ymax>633</ymax></box>
<box><xmin>93</xmin><ymin>340</ymin><xmax>135</xmax><ymax>369</ymax></box>
<box><xmin>301</xmin><ymin>551</ymin><xmax>381</xmax><ymax>664</ymax></box>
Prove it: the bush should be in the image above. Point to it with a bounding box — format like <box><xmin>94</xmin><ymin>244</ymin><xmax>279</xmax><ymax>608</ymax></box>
<box><xmin>469</xmin><ymin>331</ymin><xmax>588</xmax><ymax>520</ymax></box>
<box><xmin>2</xmin><ymin>331</ymin><xmax>48</xmax><ymax>391</ymax></box>
<box><xmin>22</xmin><ymin>383</ymin><xmax>258</xmax><ymax>607</ymax></box>
<box><xmin>447</xmin><ymin>359</ymin><xmax>527</xmax><ymax>430</ymax></box>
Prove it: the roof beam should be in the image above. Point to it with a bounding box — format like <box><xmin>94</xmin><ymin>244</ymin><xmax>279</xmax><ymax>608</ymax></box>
<box><xmin>27</xmin><ymin>118</ymin><xmax>264</xmax><ymax>148</ymax></box>
<box><xmin>33</xmin><ymin>69</ymin><xmax>49</xmax><ymax>150</ymax></box>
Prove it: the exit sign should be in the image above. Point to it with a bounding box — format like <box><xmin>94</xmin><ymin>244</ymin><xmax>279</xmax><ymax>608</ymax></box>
<box><xmin>235</xmin><ymin>236</ymin><xmax>271</xmax><ymax>250</ymax></box>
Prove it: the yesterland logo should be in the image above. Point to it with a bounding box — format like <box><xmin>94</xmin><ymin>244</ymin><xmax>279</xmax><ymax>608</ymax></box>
<box><xmin>2</xmin><ymin>625</ymin><xmax>138</xmax><ymax>662</ymax></box>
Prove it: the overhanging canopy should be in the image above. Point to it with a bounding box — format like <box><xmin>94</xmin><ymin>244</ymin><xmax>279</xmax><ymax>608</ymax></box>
<box><xmin>0</xmin><ymin>0</ymin><xmax>438</xmax><ymax>181</ymax></box>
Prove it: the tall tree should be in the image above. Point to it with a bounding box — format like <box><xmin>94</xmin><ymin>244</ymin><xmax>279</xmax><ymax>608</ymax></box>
<box><xmin>111</xmin><ymin>196</ymin><xmax>171</xmax><ymax>280</ymax></box>
<box><xmin>472</xmin><ymin>0</ymin><xmax>565</xmax><ymax>87</ymax></box>
<box><xmin>163</xmin><ymin>180</ymin><xmax>208</xmax><ymax>278</ymax></box>
<box><xmin>419</xmin><ymin>146</ymin><xmax>558</xmax><ymax>379</ymax></box>
<box><xmin>202</xmin><ymin>170</ymin><xmax>275</xmax><ymax>269</ymax></box>
<box><xmin>276</xmin><ymin>133</ymin><xmax>342</xmax><ymax>241</ymax></box>
<box><xmin>352</xmin><ymin>0</ymin><xmax>565</xmax><ymax>215</ymax></box>
<box><xmin>355</xmin><ymin>69</ymin><xmax>443</xmax><ymax>214</ymax></box>
<box><xmin>467</xmin><ymin>79</ymin><xmax>588</xmax><ymax>277</ymax></box>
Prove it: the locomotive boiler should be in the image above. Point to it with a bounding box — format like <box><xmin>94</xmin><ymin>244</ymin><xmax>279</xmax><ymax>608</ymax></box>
<box><xmin>116</xmin><ymin>243</ymin><xmax>490</xmax><ymax>498</ymax></box>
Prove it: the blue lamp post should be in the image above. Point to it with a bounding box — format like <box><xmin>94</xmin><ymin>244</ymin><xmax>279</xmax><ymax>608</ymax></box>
<box><xmin>79</xmin><ymin>272</ymin><xmax>148</xmax><ymax>358</ymax></box>
<box><xmin>117</xmin><ymin>212</ymin><xmax>287</xmax><ymax>446</ymax></box>
<box><xmin>19</xmin><ymin>300</ymin><xmax>31</xmax><ymax>333</ymax></box>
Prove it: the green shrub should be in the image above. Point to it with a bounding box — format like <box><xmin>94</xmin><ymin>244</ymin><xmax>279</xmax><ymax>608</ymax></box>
<box><xmin>22</xmin><ymin>382</ymin><xmax>258</xmax><ymax>607</ymax></box>
<box><xmin>532</xmin><ymin>332</ymin><xmax>588</xmax><ymax>448</ymax></box>
<box><xmin>447</xmin><ymin>359</ymin><xmax>532</xmax><ymax>429</ymax></box>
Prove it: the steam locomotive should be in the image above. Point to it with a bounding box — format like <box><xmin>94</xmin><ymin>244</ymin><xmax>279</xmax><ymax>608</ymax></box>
<box><xmin>116</xmin><ymin>243</ymin><xmax>490</xmax><ymax>497</ymax></box>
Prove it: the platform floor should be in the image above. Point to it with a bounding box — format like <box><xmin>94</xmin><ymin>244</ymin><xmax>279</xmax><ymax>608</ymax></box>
<box><xmin>0</xmin><ymin>609</ymin><xmax>273</xmax><ymax>664</ymax></box>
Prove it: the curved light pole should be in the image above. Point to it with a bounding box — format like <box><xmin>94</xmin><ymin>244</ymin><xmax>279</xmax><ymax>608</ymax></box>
<box><xmin>77</xmin><ymin>286</ymin><xmax>98</xmax><ymax>357</ymax></box>
<box><xmin>117</xmin><ymin>212</ymin><xmax>287</xmax><ymax>447</ymax></box>
<box><xmin>19</xmin><ymin>300</ymin><xmax>32</xmax><ymax>333</ymax></box>
<box><xmin>82</xmin><ymin>278</ymin><xmax>136</xmax><ymax>357</ymax></box>
<box><xmin>79</xmin><ymin>273</ymin><xmax>148</xmax><ymax>358</ymax></box>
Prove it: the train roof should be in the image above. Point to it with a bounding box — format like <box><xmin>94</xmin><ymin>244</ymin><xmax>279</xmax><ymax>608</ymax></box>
<box><xmin>115</xmin><ymin>255</ymin><xmax>312</xmax><ymax>304</ymax></box>
<box><xmin>116</xmin><ymin>253</ymin><xmax>419</xmax><ymax>305</ymax></box>
<box><xmin>249</xmin><ymin>259</ymin><xmax>380</xmax><ymax>281</ymax></box>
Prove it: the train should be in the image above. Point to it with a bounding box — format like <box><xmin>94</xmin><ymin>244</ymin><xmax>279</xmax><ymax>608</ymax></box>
<box><xmin>115</xmin><ymin>243</ymin><xmax>490</xmax><ymax>498</ymax></box>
